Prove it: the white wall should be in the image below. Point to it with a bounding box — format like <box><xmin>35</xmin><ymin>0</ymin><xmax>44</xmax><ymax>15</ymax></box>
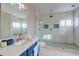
<box><xmin>1</xmin><ymin>11</ymin><xmax>10</xmax><ymax>37</ymax></box>
<box><xmin>0</xmin><ymin>4</ymin><xmax>1</xmax><ymax>37</ymax></box>
<box><xmin>40</xmin><ymin>11</ymin><xmax>74</xmax><ymax>44</ymax></box>
<box><xmin>25</xmin><ymin>4</ymin><xmax>40</xmax><ymax>37</ymax></box>
<box><xmin>35</xmin><ymin>9</ymin><xmax>41</xmax><ymax>38</ymax></box>
<box><xmin>74</xmin><ymin>7</ymin><xmax>79</xmax><ymax>46</ymax></box>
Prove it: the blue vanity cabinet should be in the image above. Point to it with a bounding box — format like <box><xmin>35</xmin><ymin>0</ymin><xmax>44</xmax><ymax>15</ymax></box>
<box><xmin>20</xmin><ymin>41</ymin><xmax>39</xmax><ymax>56</ymax></box>
<box><xmin>20</xmin><ymin>50</ymin><xmax>28</xmax><ymax>56</ymax></box>
<box><xmin>20</xmin><ymin>51</ymin><xmax>26</xmax><ymax>56</ymax></box>
<box><xmin>27</xmin><ymin>42</ymin><xmax>37</xmax><ymax>56</ymax></box>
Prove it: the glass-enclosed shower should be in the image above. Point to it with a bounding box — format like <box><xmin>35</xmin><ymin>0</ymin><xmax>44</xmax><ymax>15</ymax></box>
<box><xmin>39</xmin><ymin>7</ymin><xmax>79</xmax><ymax>50</ymax></box>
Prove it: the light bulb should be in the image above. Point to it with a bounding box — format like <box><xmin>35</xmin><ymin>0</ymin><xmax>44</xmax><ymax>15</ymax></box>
<box><xmin>19</xmin><ymin>6</ymin><xmax>21</xmax><ymax>10</ymax></box>
<box><xmin>11</xmin><ymin>3</ymin><xmax>14</xmax><ymax>6</ymax></box>
<box><xmin>21</xmin><ymin>4</ymin><xmax>25</xmax><ymax>9</ymax></box>
<box><xmin>40</xmin><ymin>21</ymin><xmax>43</xmax><ymax>24</ymax></box>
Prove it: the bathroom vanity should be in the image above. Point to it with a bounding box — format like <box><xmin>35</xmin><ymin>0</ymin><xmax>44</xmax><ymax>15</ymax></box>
<box><xmin>0</xmin><ymin>4</ymin><xmax>40</xmax><ymax>56</ymax></box>
<box><xmin>0</xmin><ymin>38</ymin><xmax>39</xmax><ymax>56</ymax></box>
<box><xmin>20</xmin><ymin>41</ymin><xmax>39</xmax><ymax>56</ymax></box>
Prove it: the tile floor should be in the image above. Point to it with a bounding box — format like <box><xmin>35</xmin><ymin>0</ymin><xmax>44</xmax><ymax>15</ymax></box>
<box><xmin>39</xmin><ymin>42</ymin><xmax>79</xmax><ymax>56</ymax></box>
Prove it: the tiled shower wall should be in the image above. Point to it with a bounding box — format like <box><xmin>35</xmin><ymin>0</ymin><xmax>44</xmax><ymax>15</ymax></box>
<box><xmin>74</xmin><ymin>7</ymin><xmax>79</xmax><ymax>46</ymax></box>
<box><xmin>39</xmin><ymin>6</ymin><xmax>79</xmax><ymax>46</ymax></box>
<box><xmin>0</xmin><ymin>3</ymin><xmax>1</xmax><ymax>35</ymax></box>
<box><xmin>40</xmin><ymin>11</ymin><xmax>74</xmax><ymax>44</ymax></box>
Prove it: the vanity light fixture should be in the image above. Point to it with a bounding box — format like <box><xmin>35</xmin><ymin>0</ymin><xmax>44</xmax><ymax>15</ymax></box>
<box><xmin>11</xmin><ymin>3</ymin><xmax>15</xmax><ymax>6</ymax></box>
<box><xmin>11</xmin><ymin>3</ymin><xmax>25</xmax><ymax>10</ymax></box>
<box><xmin>18</xmin><ymin>3</ymin><xmax>25</xmax><ymax>10</ymax></box>
<box><xmin>18</xmin><ymin>5</ymin><xmax>22</xmax><ymax>10</ymax></box>
<box><xmin>21</xmin><ymin>4</ymin><xmax>25</xmax><ymax>9</ymax></box>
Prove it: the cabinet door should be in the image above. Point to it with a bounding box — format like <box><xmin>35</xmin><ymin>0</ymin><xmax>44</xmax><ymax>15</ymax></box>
<box><xmin>20</xmin><ymin>50</ymin><xmax>28</xmax><ymax>56</ymax></box>
<box><xmin>20</xmin><ymin>51</ymin><xmax>26</xmax><ymax>56</ymax></box>
<box><xmin>27</xmin><ymin>42</ymin><xmax>37</xmax><ymax>56</ymax></box>
<box><xmin>34</xmin><ymin>44</ymin><xmax>39</xmax><ymax>56</ymax></box>
<box><xmin>28</xmin><ymin>50</ymin><xmax>34</xmax><ymax>56</ymax></box>
<box><xmin>20</xmin><ymin>41</ymin><xmax>38</xmax><ymax>56</ymax></box>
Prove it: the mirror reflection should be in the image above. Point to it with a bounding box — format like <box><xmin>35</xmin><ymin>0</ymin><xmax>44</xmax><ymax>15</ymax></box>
<box><xmin>0</xmin><ymin>3</ymin><xmax>28</xmax><ymax>39</ymax></box>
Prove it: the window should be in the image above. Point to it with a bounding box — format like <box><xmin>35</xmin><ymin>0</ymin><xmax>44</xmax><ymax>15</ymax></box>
<box><xmin>60</xmin><ymin>20</ymin><xmax>65</xmax><ymax>26</ymax></box>
<box><xmin>60</xmin><ymin>20</ymin><xmax>72</xmax><ymax>27</ymax></box>
<box><xmin>22</xmin><ymin>23</ymin><xmax>27</xmax><ymax>28</ymax></box>
<box><xmin>12</xmin><ymin>22</ymin><xmax>27</xmax><ymax>28</ymax></box>
<box><xmin>12</xmin><ymin>22</ymin><xmax>20</xmax><ymax>28</ymax></box>
<box><xmin>66</xmin><ymin>20</ymin><xmax>72</xmax><ymax>26</ymax></box>
<box><xmin>75</xmin><ymin>17</ymin><xmax>79</xmax><ymax>27</ymax></box>
<box><xmin>43</xmin><ymin>34</ymin><xmax>52</xmax><ymax>40</ymax></box>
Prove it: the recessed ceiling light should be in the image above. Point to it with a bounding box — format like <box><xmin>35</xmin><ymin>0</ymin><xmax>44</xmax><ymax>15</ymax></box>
<box><xmin>72</xmin><ymin>4</ymin><xmax>75</xmax><ymax>7</ymax></box>
<box><xmin>49</xmin><ymin>15</ymin><xmax>53</xmax><ymax>17</ymax></box>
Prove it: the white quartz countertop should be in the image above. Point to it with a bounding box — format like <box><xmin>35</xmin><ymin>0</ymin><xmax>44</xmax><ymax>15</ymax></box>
<box><xmin>0</xmin><ymin>38</ymin><xmax>39</xmax><ymax>56</ymax></box>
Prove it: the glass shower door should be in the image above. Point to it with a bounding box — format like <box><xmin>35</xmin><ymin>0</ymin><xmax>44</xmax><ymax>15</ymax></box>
<box><xmin>39</xmin><ymin>12</ymin><xmax>73</xmax><ymax>47</ymax></box>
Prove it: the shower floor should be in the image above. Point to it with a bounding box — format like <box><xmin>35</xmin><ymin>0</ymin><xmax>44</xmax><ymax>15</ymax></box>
<box><xmin>39</xmin><ymin>41</ymin><xmax>79</xmax><ymax>56</ymax></box>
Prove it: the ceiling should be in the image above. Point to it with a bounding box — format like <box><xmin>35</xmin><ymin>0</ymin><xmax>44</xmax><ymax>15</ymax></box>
<box><xmin>1</xmin><ymin>3</ymin><xmax>79</xmax><ymax>17</ymax></box>
<box><xmin>29</xmin><ymin>3</ymin><xmax>79</xmax><ymax>16</ymax></box>
<box><xmin>1</xmin><ymin>3</ymin><xmax>28</xmax><ymax>18</ymax></box>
